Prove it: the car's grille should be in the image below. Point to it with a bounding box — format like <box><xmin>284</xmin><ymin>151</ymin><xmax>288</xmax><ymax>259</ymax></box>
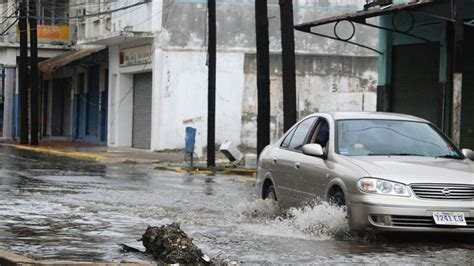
<box><xmin>410</xmin><ymin>184</ymin><xmax>474</xmax><ymax>200</ymax></box>
<box><xmin>390</xmin><ymin>215</ymin><xmax>474</xmax><ymax>228</ymax></box>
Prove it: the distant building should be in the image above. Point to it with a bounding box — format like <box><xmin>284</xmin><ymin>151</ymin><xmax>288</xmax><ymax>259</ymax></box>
<box><xmin>1</xmin><ymin>0</ymin><xmax>379</xmax><ymax>155</ymax></box>
<box><xmin>0</xmin><ymin>0</ymin><xmax>73</xmax><ymax>140</ymax></box>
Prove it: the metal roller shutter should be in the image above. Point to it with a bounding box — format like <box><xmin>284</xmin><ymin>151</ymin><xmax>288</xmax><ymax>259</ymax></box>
<box><xmin>391</xmin><ymin>43</ymin><xmax>441</xmax><ymax>127</ymax></box>
<box><xmin>132</xmin><ymin>72</ymin><xmax>152</xmax><ymax>149</ymax></box>
<box><xmin>460</xmin><ymin>27</ymin><xmax>474</xmax><ymax>149</ymax></box>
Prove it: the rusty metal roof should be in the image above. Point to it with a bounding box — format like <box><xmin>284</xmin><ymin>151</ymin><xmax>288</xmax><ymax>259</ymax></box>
<box><xmin>294</xmin><ymin>0</ymin><xmax>435</xmax><ymax>32</ymax></box>
<box><xmin>38</xmin><ymin>46</ymin><xmax>106</xmax><ymax>74</ymax></box>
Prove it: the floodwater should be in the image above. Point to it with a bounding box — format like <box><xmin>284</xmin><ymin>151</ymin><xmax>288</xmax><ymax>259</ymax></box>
<box><xmin>0</xmin><ymin>146</ymin><xmax>473</xmax><ymax>263</ymax></box>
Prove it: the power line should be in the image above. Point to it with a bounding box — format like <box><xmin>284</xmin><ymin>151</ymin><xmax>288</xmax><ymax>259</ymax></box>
<box><xmin>69</xmin><ymin>0</ymin><xmax>149</xmax><ymax>19</ymax></box>
<box><xmin>12</xmin><ymin>1</ymin><xmax>148</xmax><ymax>35</ymax></box>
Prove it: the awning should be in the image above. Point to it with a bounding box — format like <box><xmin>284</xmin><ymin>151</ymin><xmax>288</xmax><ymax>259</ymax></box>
<box><xmin>294</xmin><ymin>1</ymin><xmax>438</xmax><ymax>54</ymax></box>
<box><xmin>294</xmin><ymin>1</ymin><xmax>435</xmax><ymax>32</ymax></box>
<box><xmin>39</xmin><ymin>46</ymin><xmax>107</xmax><ymax>74</ymax></box>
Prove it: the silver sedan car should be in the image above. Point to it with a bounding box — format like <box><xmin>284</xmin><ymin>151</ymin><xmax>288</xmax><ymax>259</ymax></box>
<box><xmin>256</xmin><ymin>112</ymin><xmax>474</xmax><ymax>232</ymax></box>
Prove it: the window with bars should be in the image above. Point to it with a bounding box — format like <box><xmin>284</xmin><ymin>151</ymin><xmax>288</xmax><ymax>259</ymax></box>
<box><xmin>39</xmin><ymin>0</ymin><xmax>69</xmax><ymax>25</ymax></box>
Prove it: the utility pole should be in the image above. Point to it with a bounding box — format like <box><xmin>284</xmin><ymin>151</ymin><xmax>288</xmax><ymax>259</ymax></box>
<box><xmin>450</xmin><ymin>0</ymin><xmax>465</xmax><ymax>145</ymax></box>
<box><xmin>18</xmin><ymin>0</ymin><xmax>29</xmax><ymax>145</ymax></box>
<box><xmin>255</xmin><ymin>0</ymin><xmax>271</xmax><ymax>156</ymax></box>
<box><xmin>29</xmin><ymin>0</ymin><xmax>39</xmax><ymax>145</ymax></box>
<box><xmin>279</xmin><ymin>0</ymin><xmax>297</xmax><ymax>132</ymax></box>
<box><xmin>207</xmin><ymin>0</ymin><xmax>216</xmax><ymax>168</ymax></box>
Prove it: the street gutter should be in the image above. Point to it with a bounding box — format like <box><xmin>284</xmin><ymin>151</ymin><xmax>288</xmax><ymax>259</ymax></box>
<box><xmin>2</xmin><ymin>144</ymin><xmax>104</xmax><ymax>162</ymax></box>
<box><xmin>0</xmin><ymin>249</ymin><xmax>154</xmax><ymax>266</ymax></box>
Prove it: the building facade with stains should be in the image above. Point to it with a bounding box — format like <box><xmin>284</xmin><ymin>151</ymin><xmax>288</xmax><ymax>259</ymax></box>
<box><xmin>71</xmin><ymin>0</ymin><xmax>379</xmax><ymax>154</ymax></box>
<box><xmin>2</xmin><ymin>1</ymin><xmax>379</xmax><ymax>152</ymax></box>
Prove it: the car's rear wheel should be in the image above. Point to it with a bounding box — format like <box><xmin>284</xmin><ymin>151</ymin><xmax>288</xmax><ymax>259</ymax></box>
<box><xmin>263</xmin><ymin>184</ymin><xmax>277</xmax><ymax>201</ymax></box>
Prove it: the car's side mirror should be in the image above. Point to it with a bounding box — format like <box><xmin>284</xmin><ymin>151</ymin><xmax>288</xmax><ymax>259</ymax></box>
<box><xmin>302</xmin><ymin>144</ymin><xmax>324</xmax><ymax>158</ymax></box>
<box><xmin>462</xmin><ymin>149</ymin><xmax>474</xmax><ymax>160</ymax></box>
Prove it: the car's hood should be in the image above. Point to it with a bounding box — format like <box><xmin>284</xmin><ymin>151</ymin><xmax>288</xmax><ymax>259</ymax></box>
<box><xmin>344</xmin><ymin>156</ymin><xmax>474</xmax><ymax>185</ymax></box>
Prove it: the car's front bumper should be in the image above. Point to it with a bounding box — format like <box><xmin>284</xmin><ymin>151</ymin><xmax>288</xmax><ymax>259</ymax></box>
<box><xmin>348</xmin><ymin>193</ymin><xmax>474</xmax><ymax>233</ymax></box>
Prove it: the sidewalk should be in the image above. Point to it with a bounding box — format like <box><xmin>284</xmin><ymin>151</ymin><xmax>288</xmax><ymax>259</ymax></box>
<box><xmin>0</xmin><ymin>140</ymin><xmax>257</xmax><ymax>177</ymax></box>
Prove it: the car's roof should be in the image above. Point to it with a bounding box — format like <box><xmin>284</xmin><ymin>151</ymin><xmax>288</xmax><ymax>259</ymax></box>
<box><xmin>321</xmin><ymin>112</ymin><xmax>429</xmax><ymax>122</ymax></box>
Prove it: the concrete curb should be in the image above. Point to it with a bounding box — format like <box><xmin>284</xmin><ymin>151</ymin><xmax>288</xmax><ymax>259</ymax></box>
<box><xmin>154</xmin><ymin>165</ymin><xmax>257</xmax><ymax>177</ymax></box>
<box><xmin>3</xmin><ymin>144</ymin><xmax>104</xmax><ymax>162</ymax></box>
<box><xmin>0</xmin><ymin>249</ymin><xmax>35</xmax><ymax>266</ymax></box>
<box><xmin>0</xmin><ymin>249</ymin><xmax>154</xmax><ymax>266</ymax></box>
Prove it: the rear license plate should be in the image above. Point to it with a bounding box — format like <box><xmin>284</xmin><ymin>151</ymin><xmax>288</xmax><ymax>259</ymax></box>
<box><xmin>432</xmin><ymin>212</ymin><xmax>467</xmax><ymax>226</ymax></box>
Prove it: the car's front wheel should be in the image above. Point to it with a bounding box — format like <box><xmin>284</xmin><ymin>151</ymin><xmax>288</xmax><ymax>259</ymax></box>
<box><xmin>328</xmin><ymin>188</ymin><xmax>345</xmax><ymax>207</ymax></box>
<box><xmin>263</xmin><ymin>184</ymin><xmax>277</xmax><ymax>201</ymax></box>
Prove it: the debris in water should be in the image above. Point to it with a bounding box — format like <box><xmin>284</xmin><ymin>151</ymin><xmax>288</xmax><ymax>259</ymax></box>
<box><xmin>141</xmin><ymin>223</ymin><xmax>210</xmax><ymax>264</ymax></box>
<box><xmin>119</xmin><ymin>243</ymin><xmax>145</xmax><ymax>253</ymax></box>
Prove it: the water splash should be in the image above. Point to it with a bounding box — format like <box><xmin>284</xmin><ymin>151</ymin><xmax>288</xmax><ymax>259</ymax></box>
<box><xmin>235</xmin><ymin>198</ymin><xmax>282</xmax><ymax>220</ymax></box>
<box><xmin>285</xmin><ymin>201</ymin><xmax>349</xmax><ymax>239</ymax></box>
<box><xmin>235</xmin><ymin>199</ymin><xmax>349</xmax><ymax>241</ymax></box>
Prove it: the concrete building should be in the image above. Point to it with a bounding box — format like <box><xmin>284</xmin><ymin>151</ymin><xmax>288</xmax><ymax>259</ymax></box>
<box><xmin>0</xmin><ymin>1</ymin><xmax>111</xmax><ymax>143</ymax></box>
<box><xmin>1</xmin><ymin>0</ymin><xmax>380</xmax><ymax>154</ymax></box>
<box><xmin>70</xmin><ymin>0</ymin><xmax>379</xmax><ymax>155</ymax></box>
<box><xmin>0</xmin><ymin>0</ymin><xmax>74</xmax><ymax>140</ymax></box>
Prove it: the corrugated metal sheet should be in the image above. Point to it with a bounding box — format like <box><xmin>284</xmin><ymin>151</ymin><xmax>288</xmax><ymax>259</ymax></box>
<box><xmin>39</xmin><ymin>47</ymin><xmax>106</xmax><ymax>74</ymax></box>
<box><xmin>132</xmin><ymin>72</ymin><xmax>152</xmax><ymax>149</ymax></box>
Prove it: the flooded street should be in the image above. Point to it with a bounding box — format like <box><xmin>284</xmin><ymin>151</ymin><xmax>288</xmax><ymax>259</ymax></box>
<box><xmin>0</xmin><ymin>146</ymin><xmax>473</xmax><ymax>264</ymax></box>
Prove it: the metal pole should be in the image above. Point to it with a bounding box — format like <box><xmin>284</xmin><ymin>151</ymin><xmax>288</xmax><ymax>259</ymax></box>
<box><xmin>255</xmin><ymin>0</ymin><xmax>271</xmax><ymax>156</ymax></box>
<box><xmin>29</xmin><ymin>0</ymin><xmax>39</xmax><ymax>145</ymax></box>
<box><xmin>1</xmin><ymin>66</ymin><xmax>5</xmax><ymax>105</ymax></box>
<box><xmin>279</xmin><ymin>0</ymin><xmax>297</xmax><ymax>132</ymax></box>
<box><xmin>207</xmin><ymin>0</ymin><xmax>216</xmax><ymax>168</ymax></box>
<box><xmin>18</xmin><ymin>0</ymin><xmax>29</xmax><ymax>144</ymax></box>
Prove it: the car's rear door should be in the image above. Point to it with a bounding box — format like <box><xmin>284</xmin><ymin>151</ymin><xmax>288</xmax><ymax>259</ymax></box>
<box><xmin>272</xmin><ymin>116</ymin><xmax>318</xmax><ymax>207</ymax></box>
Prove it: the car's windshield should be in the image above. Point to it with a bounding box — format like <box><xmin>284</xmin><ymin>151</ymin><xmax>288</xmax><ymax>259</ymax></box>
<box><xmin>337</xmin><ymin>119</ymin><xmax>463</xmax><ymax>159</ymax></box>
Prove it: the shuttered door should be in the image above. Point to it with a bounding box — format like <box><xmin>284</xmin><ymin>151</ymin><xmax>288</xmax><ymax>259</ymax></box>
<box><xmin>391</xmin><ymin>43</ymin><xmax>441</xmax><ymax>127</ymax></box>
<box><xmin>87</xmin><ymin>66</ymin><xmax>100</xmax><ymax>137</ymax></box>
<box><xmin>460</xmin><ymin>27</ymin><xmax>474</xmax><ymax>149</ymax></box>
<box><xmin>132</xmin><ymin>73</ymin><xmax>152</xmax><ymax>149</ymax></box>
<box><xmin>51</xmin><ymin>79</ymin><xmax>64</xmax><ymax>136</ymax></box>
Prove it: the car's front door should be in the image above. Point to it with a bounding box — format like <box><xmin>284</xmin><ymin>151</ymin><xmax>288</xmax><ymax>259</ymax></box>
<box><xmin>297</xmin><ymin>118</ymin><xmax>332</xmax><ymax>200</ymax></box>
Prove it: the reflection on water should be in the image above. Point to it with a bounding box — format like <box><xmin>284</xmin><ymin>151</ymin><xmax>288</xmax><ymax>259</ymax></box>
<box><xmin>0</xmin><ymin>146</ymin><xmax>473</xmax><ymax>263</ymax></box>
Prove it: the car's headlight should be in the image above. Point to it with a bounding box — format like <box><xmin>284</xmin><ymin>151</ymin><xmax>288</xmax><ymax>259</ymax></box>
<box><xmin>357</xmin><ymin>178</ymin><xmax>411</xmax><ymax>197</ymax></box>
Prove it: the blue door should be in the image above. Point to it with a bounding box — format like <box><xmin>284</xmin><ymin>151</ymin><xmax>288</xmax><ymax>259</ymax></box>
<box><xmin>75</xmin><ymin>73</ymin><xmax>86</xmax><ymax>140</ymax></box>
<box><xmin>85</xmin><ymin>66</ymin><xmax>100</xmax><ymax>142</ymax></box>
<box><xmin>100</xmin><ymin>70</ymin><xmax>108</xmax><ymax>143</ymax></box>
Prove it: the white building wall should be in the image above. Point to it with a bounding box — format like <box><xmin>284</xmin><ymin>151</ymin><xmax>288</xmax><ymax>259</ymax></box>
<box><xmin>2</xmin><ymin>67</ymin><xmax>16</xmax><ymax>139</ymax></box>
<box><xmin>99</xmin><ymin>0</ymin><xmax>380</xmax><ymax>151</ymax></box>
<box><xmin>241</xmin><ymin>55</ymin><xmax>378</xmax><ymax>147</ymax></box>
<box><xmin>154</xmin><ymin>50</ymin><xmax>245</xmax><ymax>153</ymax></box>
<box><xmin>111</xmin><ymin>0</ymin><xmax>162</xmax><ymax>33</ymax></box>
<box><xmin>108</xmin><ymin>45</ymin><xmax>135</xmax><ymax>147</ymax></box>
<box><xmin>0</xmin><ymin>48</ymin><xmax>16</xmax><ymax>65</ymax></box>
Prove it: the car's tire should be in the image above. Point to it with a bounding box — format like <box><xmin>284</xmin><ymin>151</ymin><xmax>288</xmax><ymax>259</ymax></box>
<box><xmin>328</xmin><ymin>189</ymin><xmax>345</xmax><ymax>207</ymax></box>
<box><xmin>263</xmin><ymin>184</ymin><xmax>277</xmax><ymax>201</ymax></box>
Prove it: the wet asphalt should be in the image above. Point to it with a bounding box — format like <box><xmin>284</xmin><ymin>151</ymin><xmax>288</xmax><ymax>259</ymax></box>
<box><xmin>0</xmin><ymin>146</ymin><xmax>473</xmax><ymax>264</ymax></box>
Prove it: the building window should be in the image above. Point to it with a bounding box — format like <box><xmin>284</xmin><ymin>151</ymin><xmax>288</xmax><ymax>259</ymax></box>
<box><xmin>40</xmin><ymin>0</ymin><xmax>69</xmax><ymax>25</ymax></box>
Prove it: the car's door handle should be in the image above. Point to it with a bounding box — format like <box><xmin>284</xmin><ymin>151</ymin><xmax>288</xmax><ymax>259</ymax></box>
<box><xmin>272</xmin><ymin>157</ymin><xmax>278</xmax><ymax>164</ymax></box>
<box><xmin>294</xmin><ymin>163</ymin><xmax>301</xmax><ymax>169</ymax></box>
